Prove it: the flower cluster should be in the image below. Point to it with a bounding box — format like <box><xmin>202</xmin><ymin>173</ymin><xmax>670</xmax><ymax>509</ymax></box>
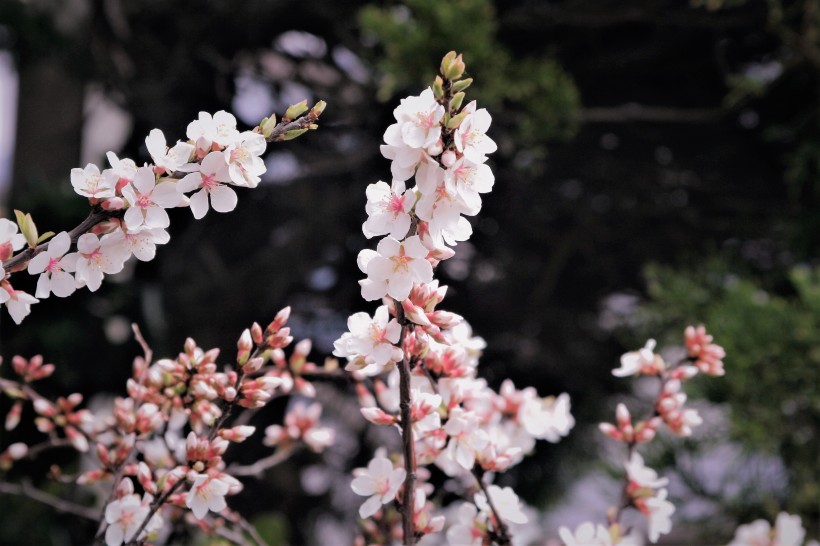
<box><xmin>0</xmin><ymin>310</ymin><xmax>339</xmax><ymax>545</ymax></box>
<box><xmin>337</xmin><ymin>52</ymin><xmax>574</xmax><ymax>545</ymax></box>
<box><xmin>0</xmin><ymin>103</ymin><xmax>324</xmax><ymax>325</ymax></box>
<box><xmin>562</xmin><ymin>326</ymin><xmax>726</xmax><ymax>545</ymax></box>
<box><xmin>728</xmin><ymin>512</ymin><xmax>817</xmax><ymax>546</ymax></box>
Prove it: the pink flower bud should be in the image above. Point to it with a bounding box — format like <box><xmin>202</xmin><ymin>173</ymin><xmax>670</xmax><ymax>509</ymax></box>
<box><xmin>441</xmin><ymin>150</ymin><xmax>456</xmax><ymax>167</ymax></box>
<box><xmin>251</xmin><ymin>322</ymin><xmax>263</xmax><ymax>345</ymax></box>
<box><xmin>5</xmin><ymin>401</ymin><xmax>22</xmax><ymax>431</ymax></box>
<box><xmin>116</xmin><ymin>477</ymin><xmax>134</xmax><ymax>499</ymax></box>
<box><xmin>7</xmin><ymin>442</ymin><xmax>28</xmax><ymax>460</ymax></box>
<box><xmin>361</xmin><ymin>407</ymin><xmax>398</xmax><ymax>426</ymax></box>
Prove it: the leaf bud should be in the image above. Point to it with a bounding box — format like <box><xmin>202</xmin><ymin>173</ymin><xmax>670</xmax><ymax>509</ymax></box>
<box><xmin>284</xmin><ymin>100</ymin><xmax>309</xmax><ymax>121</ymax></box>
<box><xmin>260</xmin><ymin>115</ymin><xmax>277</xmax><ymax>139</ymax></box>
<box><xmin>450</xmin><ymin>91</ymin><xmax>465</xmax><ymax>113</ymax></box>
<box><xmin>451</xmin><ymin>78</ymin><xmax>473</xmax><ymax>93</ymax></box>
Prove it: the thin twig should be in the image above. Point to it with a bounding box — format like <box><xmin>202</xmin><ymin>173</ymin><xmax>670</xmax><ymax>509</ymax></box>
<box><xmin>0</xmin><ymin>478</ymin><xmax>98</xmax><ymax>520</ymax></box>
<box><xmin>226</xmin><ymin>446</ymin><xmax>297</xmax><ymax>478</ymax></box>
<box><xmin>472</xmin><ymin>469</ymin><xmax>512</xmax><ymax>546</ymax></box>
<box><xmin>123</xmin><ymin>479</ymin><xmax>184</xmax><ymax>546</ymax></box>
<box><xmin>395</xmin><ymin>305</ymin><xmax>417</xmax><ymax>546</ymax></box>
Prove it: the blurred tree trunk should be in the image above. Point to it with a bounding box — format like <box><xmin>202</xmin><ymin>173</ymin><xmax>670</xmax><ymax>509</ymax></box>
<box><xmin>11</xmin><ymin>58</ymin><xmax>83</xmax><ymax>202</ymax></box>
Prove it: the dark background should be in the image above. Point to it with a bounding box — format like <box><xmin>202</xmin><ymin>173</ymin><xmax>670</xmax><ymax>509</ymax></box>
<box><xmin>0</xmin><ymin>1</ymin><xmax>817</xmax><ymax>544</ymax></box>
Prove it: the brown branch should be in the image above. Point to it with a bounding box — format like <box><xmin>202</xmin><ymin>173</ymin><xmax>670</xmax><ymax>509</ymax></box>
<box><xmin>395</xmin><ymin>304</ymin><xmax>417</xmax><ymax>546</ymax></box>
<box><xmin>0</xmin><ymin>478</ymin><xmax>98</xmax><ymax>520</ymax></box>
<box><xmin>471</xmin><ymin>469</ymin><xmax>513</xmax><ymax>546</ymax></box>
<box><xmin>226</xmin><ymin>446</ymin><xmax>298</xmax><ymax>478</ymax></box>
<box><xmin>123</xmin><ymin>479</ymin><xmax>184</xmax><ymax>546</ymax></box>
<box><xmin>2</xmin><ymin>208</ymin><xmax>122</xmax><ymax>273</ymax></box>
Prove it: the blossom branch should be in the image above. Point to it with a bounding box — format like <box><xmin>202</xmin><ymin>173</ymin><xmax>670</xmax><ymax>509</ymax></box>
<box><xmin>226</xmin><ymin>445</ymin><xmax>298</xmax><ymax>478</ymax></box>
<box><xmin>472</xmin><ymin>469</ymin><xmax>512</xmax><ymax>546</ymax></box>
<box><xmin>0</xmin><ymin>478</ymin><xmax>98</xmax><ymax>520</ymax></box>
<box><xmin>396</xmin><ymin>307</ymin><xmax>417</xmax><ymax>545</ymax></box>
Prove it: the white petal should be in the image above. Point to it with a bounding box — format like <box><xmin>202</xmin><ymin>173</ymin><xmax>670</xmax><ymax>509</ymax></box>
<box><xmin>209</xmin><ymin>185</ymin><xmax>238</xmax><ymax>213</ymax></box>
<box><xmin>188</xmin><ymin>190</ymin><xmax>209</xmax><ymax>219</ymax></box>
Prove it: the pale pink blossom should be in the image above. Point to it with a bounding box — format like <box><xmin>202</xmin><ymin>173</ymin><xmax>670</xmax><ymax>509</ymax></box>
<box><xmin>474</xmin><ymin>484</ymin><xmax>528</xmax><ymax>525</ymax></box>
<box><xmin>71</xmin><ymin>163</ymin><xmax>117</xmax><ymax>199</ymax></box>
<box><xmin>104</xmin><ymin>493</ymin><xmax>157</xmax><ymax>546</ymax></box>
<box><xmin>121</xmin><ymin>167</ymin><xmax>184</xmax><ymax>230</ymax></box>
<box><xmin>0</xmin><ymin>219</ymin><xmax>25</xmax><ymax>261</ymax></box>
<box><xmin>0</xmin><ymin>281</ymin><xmax>38</xmax><ymax>324</ymax></box>
<box><xmin>558</xmin><ymin>522</ymin><xmax>613</xmax><ymax>546</ymax></box>
<box><xmin>186</xmin><ymin>474</ymin><xmax>229</xmax><ymax>519</ymax></box>
<box><xmin>362</xmin><ymin>180</ymin><xmax>417</xmax><ymax>239</ymax></box>
<box><xmin>685</xmin><ymin>325</ymin><xmax>726</xmax><ymax>376</ymax></box>
<box><xmin>27</xmin><ymin>231</ymin><xmax>77</xmax><ymax>298</ymax></box>
<box><xmin>441</xmin><ymin>407</ymin><xmax>489</xmax><ymax>470</ymax></box>
<box><xmin>177</xmin><ymin>151</ymin><xmax>237</xmax><ymax>219</ymax></box>
<box><xmin>613</xmin><ymin>339</ymin><xmax>665</xmax><ymax>377</ymax></box>
<box><xmin>105</xmin><ymin>227</ymin><xmax>170</xmax><ymax>262</ymax></box>
<box><xmin>145</xmin><ymin>129</ymin><xmax>194</xmax><ymax>174</ymax></box>
<box><xmin>728</xmin><ymin>512</ymin><xmax>807</xmax><ymax>546</ymax></box>
<box><xmin>625</xmin><ymin>452</ymin><xmax>668</xmax><ymax>489</ymax></box>
<box><xmin>186</xmin><ymin>110</ymin><xmax>240</xmax><ymax>151</ymax></box>
<box><xmin>333</xmin><ymin>305</ymin><xmax>403</xmax><ymax>375</ymax></box>
<box><xmin>454</xmin><ymin>103</ymin><xmax>497</xmax><ymax>164</ymax></box>
<box><xmin>350</xmin><ymin>455</ymin><xmax>406</xmax><ymax>518</ymax></box>
<box><xmin>415</xmin><ymin>162</ymin><xmax>473</xmax><ymax>246</ymax></box>
<box><xmin>519</xmin><ymin>392</ymin><xmax>575</xmax><ymax>442</ymax></box>
<box><xmin>446</xmin><ymin>502</ymin><xmax>485</xmax><ymax>545</ymax></box>
<box><xmin>358</xmin><ymin>235</ymin><xmax>433</xmax><ymax>301</ymax></box>
<box><xmin>645</xmin><ymin>488</ymin><xmax>674</xmax><ymax>543</ymax></box>
<box><xmin>227</xmin><ymin>131</ymin><xmax>267</xmax><ymax>187</ymax></box>
<box><xmin>68</xmin><ymin>233</ymin><xmax>129</xmax><ymax>291</ymax></box>
<box><xmin>444</xmin><ymin>156</ymin><xmax>494</xmax><ymax>214</ymax></box>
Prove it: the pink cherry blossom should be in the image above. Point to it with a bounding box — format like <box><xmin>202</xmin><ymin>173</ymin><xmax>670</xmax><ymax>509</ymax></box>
<box><xmin>446</xmin><ymin>503</ymin><xmax>486</xmax><ymax>546</ymax></box>
<box><xmin>0</xmin><ymin>218</ymin><xmax>25</xmax><ymax>261</ymax></box>
<box><xmin>0</xmin><ymin>280</ymin><xmax>38</xmax><ymax>324</ymax></box>
<box><xmin>105</xmin><ymin>227</ymin><xmax>170</xmax><ymax>262</ymax></box>
<box><xmin>145</xmin><ymin>129</ymin><xmax>194</xmax><ymax>174</ymax></box>
<box><xmin>186</xmin><ymin>474</ymin><xmax>229</xmax><ymax>519</ymax></box>
<box><xmin>178</xmin><ymin>151</ymin><xmax>237</xmax><ymax>219</ymax></box>
<box><xmin>68</xmin><ymin>233</ymin><xmax>129</xmax><ymax>291</ymax></box>
<box><xmin>186</xmin><ymin>110</ymin><xmax>240</xmax><ymax>151</ymax></box>
<box><xmin>444</xmin><ymin>156</ymin><xmax>494</xmax><ymax>215</ymax></box>
<box><xmin>70</xmin><ymin>163</ymin><xmax>117</xmax><ymax>199</ymax></box>
<box><xmin>362</xmin><ymin>180</ymin><xmax>417</xmax><ymax>239</ymax></box>
<box><xmin>227</xmin><ymin>131</ymin><xmax>267</xmax><ymax>187</ymax></box>
<box><xmin>624</xmin><ymin>452</ymin><xmax>668</xmax><ymax>489</ymax></box>
<box><xmin>27</xmin><ymin>231</ymin><xmax>77</xmax><ymax>298</ymax></box>
<box><xmin>350</xmin><ymin>455</ymin><xmax>406</xmax><ymax>518</ymax></box>
<box><xmin>104</xmin><ymin>493</ymin><xmax>156</xmax><ymax>546</ymax></box>
<box><xmin>454</xmin><ymin>103</ymin><xmax>497</xmax><ymax>164</ymax></box>
<box><xmin>474</xmin><ymin>484</ymin><xmax>528</xmax><ymax>525</ymax></box>
<box><xmin>121</xmin><ymin>167</ymin><xmax>184</xmax><ymax>230</ymax></box>
<box><xmin>357</xmin><ymin>235</ymin><xmax>433</xmax><ymax>301</ymax></box>
<box><xmin>333</xmin><ymin>305</ymin><xmax>403</xmax><ymax>375</ymax></box>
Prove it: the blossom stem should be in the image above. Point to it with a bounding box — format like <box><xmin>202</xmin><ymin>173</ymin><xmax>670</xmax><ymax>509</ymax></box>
<box><xmin>226</xmin><ymin>445</ymin><xmax>298</xmax><ymax>477</ymax></box>
<box><xmin>395</xmin><ymin>303</ymin><xmax>417</xmax><ymax>546</ymax></box>
<box><xmin>2</xmin><ymin>207</ymin><xmax>122</xmax><ymax>273</ymax></box>
<box><xmin>0</xmin><ymin>478</ymin><xmax>98</xmax><ymax>520</ymax></box>
<box><xmin>472</xmin><ymin>468</ymin><xmax>513</xmax><ymax>546</ymax></box>
<box><xmin>122</xmin><ymin>479</ymin><xmax>184</xmax><ymax>546</ymax></box>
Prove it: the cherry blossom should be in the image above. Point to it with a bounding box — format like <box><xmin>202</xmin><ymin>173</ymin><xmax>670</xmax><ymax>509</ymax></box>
<box><xmin>68</xmin><ymin>233</ymin><xmax>129</xmax><ymax>291</ymax></box>
<box><xmin>728</xmin><ymin>512</ymin><xmax>807</xmax><ymax>546</ymax></box>
<box><xmin>454</xmin><ymin>103</ymin><xmax>497</xmax><ymax>164</ymax></box>
<box><xmin>105</xmin><ymin>227</ymin><xmax>170</xmax><ymax>262</ymax></box>
<box><xmin>70</xmin><ymin>163</ymin><xmax>117</xmax><ymax>199</ymax></box>
<box><xmin>612</xmin><ymin>339</ymin><xmax>665</xmax><ymax>377</ymax></box>
<box><xmin>518</xmin><ymin>392</ymin><xmax>575</xmax><ymax>442</ymax></box>
<box><xmin>145</xmin><ymin>128</ymin><xmax>195</xmax><ymax>174</ymax></box>
<box><xmin>624</xmin><ymin>452</ymin><xmax>668</xmax><ymax>489</ymax></box>
<box><xmin>685</xmin><ymin>324</ymin><xmax>726</xmax><ymax>376</ymax></box>
<box><xmin>121</xmin><ymin>166</ymin><xmax>184</xmax><ymax>230</ymax></box>
<box><xmin>0</xmin><ymin>280</ymin><xmax>38</xmax><ymax>324</ymax></box>
<box><xmin>177</xmin><ymin>151</ymin><xmax>237</xmax><ymax>219</ymax></box>
<box><xmin>357</xmin><ymin>235</ymin><xmax>433</xmax><ymax>301</ymax></box>
<box><xmin>645</xmin><ymin>488</ymin><xmax>674</xmax><ymax>543</ymax></box>
<box><xmin>443</xmin><ymin>156</ymin><xmax>494</xmax><ymax>214</ymax></box>
<box><xmin>441</xmin><ymin>407</ymin><xmax>489</xmax><ymax>470</ymax></box>
<box><xmin>0</xmin><ymin>218</ymin><xmax>25</xmax><ymax>261</ymax></box>
<box><xmin>558</xmin><ymin>522</ymin><xmax>613</xmax><ymax>546</ymax></box>
<box><xmin>186</xmin><ymin>110</ymin><xmax>240</xmax><ymax>151</ymax></box>
<box><xmin>104</xmin><ymin>493</ymin><xmax>156</xmax><ymax>546</ymax></box>
<box><xmin>389</xmin><ymin>87</ymin><xmax>445</xmax><ymax>150</ymax></box>
<box><xmin>227</xmin><ymin>132</ymin><xmax>267</xmax><ymax>187</ymax></box>
<box><xmin>333</xmin><ymin>305</ymin><xmax>403</xmax><ymax>375</ymax></box>
<box><xmin>474</xmin><ymin>484</ymin><xmax>528</xmax><ymax>525</ymax></box>
<box><xmin>446</xmin><ymin>503</ymin><xmax>485</xmax><ymax>546</ymax></box>
<box><xmin>186</xmin><ymin>474</ymin><xmax>229</xmax><ymax>519</ymax></box>
<box><xmin>27</xmin><ymin>231</ymin><xmax>77</xmax><ymax>298</ymax></box>
<box><xmin>350</xmin><ymin>455</ymin><xmax>406</xmax><ymax>518</ymax></box>
<box><xmin>362</xmin><ymin>180</ymin><xmax>417</xmax><ymax>239</ymax></box>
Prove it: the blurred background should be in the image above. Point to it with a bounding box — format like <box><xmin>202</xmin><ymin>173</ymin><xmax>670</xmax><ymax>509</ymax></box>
<box><xmin>0</xmin><ymin>0</ymin><xmax>818</xmax><ymax>544</ymax></box>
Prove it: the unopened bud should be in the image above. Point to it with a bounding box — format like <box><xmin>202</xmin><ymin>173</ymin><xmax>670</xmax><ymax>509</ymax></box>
<box><xmin>450</xmin><ymin>91</ymin><xmax>465</xmax><ymax>112</ymax></box>
<box><xmin>310</xmin><ymin>100</ymin><xmax>327</xmax><ymax>117</ymax></box>
<box><xmin>260</xmin><ymin>115</ymin><xmax>278</xmax><ymax>139</ymax></box>
<box><xmin>451</xmin><ymin>78</ymin><xmax>473</xmax><ymax>93</ymax></box>
<box><xmin>251</xmin><ymin>322</ymin><xmax>263</xmax><ymax>345</ymax></box>
<box><xmin>433</xmin><ymin>76</ymin><xmax>445</xmax><ymax>100</ymax></box>
<box><xmin>284</xmin><ymin>100</ymin><xmax>309</xmax><ymax>121</ymax></box>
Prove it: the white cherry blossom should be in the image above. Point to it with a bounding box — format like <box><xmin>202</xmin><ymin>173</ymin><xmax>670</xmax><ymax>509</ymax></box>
<box><xmin>0</xmin><ymin>281</ymin><xmax>38</xmax><ymax>324</ymax></box>
<box><xmin>613</xmin><ymin>339</ymin><xmax>664</xmax><ymax>377</ymax></box>
<box><xmin>187</xmin><ymin>110</ymin><xmax>240</xmax><ymax>150</ymax></box>
<box><xmin>474</xmin><ymin>484</ymin><xmax>528</xmax><ymax>525</ymax></box>
<box><xmin>444</xmin><ymin>156</ymin><xmax>494</xmax><ymax>214</ymax></box>
<box><xmin>178</xmin><ymin>151</ymin><xmax>237</xmax><ymax>219</ymax></box>
<box><xmin>104</xmin><ymin>227</ymin><xmax>170</xmax><ymax>262</ymax></box>
<box><xmin>121</xmin><ymin>167</ymin><xmax>184</xmax><ymax>231</ymax></box>
<box><xmin>391</xmin><ymin>87</ymin><xmax>445</xmax><ymax>150</ymax></box>
<box><xmin>445</xmin><ymin>503</ymin><xmax>484</xmax><ymax>546</ymax></box>
<box><xmin>558</xmin><ymin>522</ymin><xmax>613</xmax><ymax>546</ymax></box>
<box><xmin>27</xmin><ymin>231</ymin><xmax>77</xmax><ymax>298</ymax></box>
<box><xmin>455</xmin><ymin>102</ymin><xmax>497</xmax><ymax>164</ymax></box>
<box><xmin>227</xmin><ymin>131</ymin><xmax>267</xmax><ymax>187</ymax></box>
<box><xmin>70</xmin><ymin>163</ymin><xmax>117</xmax><ymax>199</ymax></box>
<box><xmin>645</xmin><ymin>488</ymin><xmax>674</xmax><ymax>543</ymax></box>
<box><xmin>357</xmin><ymin>235</ymin><xmax>433</xmax><ymax>301</ymax></box>
<box><xmin>145</xmin><ymin>129</ymin><xmax>194</xmax><ymax>174</ymax></box>
<box><xmin>0</xmin><ymin>218</ymin><xmax>25</xmax><ymax>260</ymax></box>
<box><xmin>350</xmin><ymin>455</ymin><xmax>406</xmax><ymax>518</ymax></box>
<box><xmin>519</xmin><ymin>392</ymin><xmax>575</xmax><ymax>442</ymax></box>
<box><xmin>362</xmin><ymin>180</ymin><xmax>417</xmax><ymax>239</ymax></box>
<box><xmin>186</xmin><ymin>474</ymin><xmax>229</xmax><ymax>519</ymax></box>
<box><xmin>333</xmin><ymin>305</ymin><xmax>403</xmax><ymax>375</ymax></box>
<box><xmin>104</xmin><ymin>494</ymin><xmax>151</xmax><ymax>546</ymax></box>
<box><xmin>68</xmin><ymin>233</ymin><xmax>129</xmax><ymax>291</ymax></box>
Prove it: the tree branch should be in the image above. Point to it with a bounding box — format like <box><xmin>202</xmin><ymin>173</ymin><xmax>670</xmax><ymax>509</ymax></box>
<box><xmin>0</xmin><ymin>478</ymin><xmax>98</xmax><ymax>520</ymax></box>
